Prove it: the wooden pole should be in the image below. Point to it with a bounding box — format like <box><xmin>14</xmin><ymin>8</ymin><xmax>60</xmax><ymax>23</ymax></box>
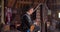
<box><xmin>1</xmin><ymin>0</ymin><xmax>5</xmax><ymax>24</ymax></box>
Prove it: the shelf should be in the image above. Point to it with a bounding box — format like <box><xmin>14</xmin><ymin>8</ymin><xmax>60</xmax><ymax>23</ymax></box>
<box><xmin>0</xmin><ymin>13</ymin><xmax>1</xmax><ymax>16</ymax></box>
<box><xmin>0</xmin><ymin>5</ymin><xmax>1</xmax><ymax>8</ymax></box>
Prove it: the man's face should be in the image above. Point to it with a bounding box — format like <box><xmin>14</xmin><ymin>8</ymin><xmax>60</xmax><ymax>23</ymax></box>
<box><xmin>29</xmin><ymin>8</ymin><xmax>34</xmax><ymax>14</ymax></box>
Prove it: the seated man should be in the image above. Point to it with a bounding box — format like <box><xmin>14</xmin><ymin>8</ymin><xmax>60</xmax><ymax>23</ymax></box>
<box><xmin>10</xmin><ymin>25</ymin><xmax>21</xmax><ymax>32</ymax></box>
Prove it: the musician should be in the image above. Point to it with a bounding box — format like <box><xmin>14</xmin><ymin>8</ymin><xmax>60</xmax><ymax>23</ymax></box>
<box><xmin>21</xmin><ymin>6</ymin><xmax>35</xmax><ymax>32</ymax></box>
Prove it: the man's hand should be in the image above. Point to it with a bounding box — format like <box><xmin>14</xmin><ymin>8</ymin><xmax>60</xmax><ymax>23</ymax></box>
<box><xmin>30</xmin><ymin>25</ymin><xmax>35</xmax><ymax>32</ymax></box>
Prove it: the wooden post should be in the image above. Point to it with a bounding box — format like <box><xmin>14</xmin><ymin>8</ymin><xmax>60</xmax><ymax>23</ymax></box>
<box><xmin>40</xmin><ymin>4</ymin><xmax>48</xmax><ymax>32</ymax></box>
<box><xmin>1</xmin><ymin>0</ymin><xmax>5</xmax><ymax>24</ymax></box>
